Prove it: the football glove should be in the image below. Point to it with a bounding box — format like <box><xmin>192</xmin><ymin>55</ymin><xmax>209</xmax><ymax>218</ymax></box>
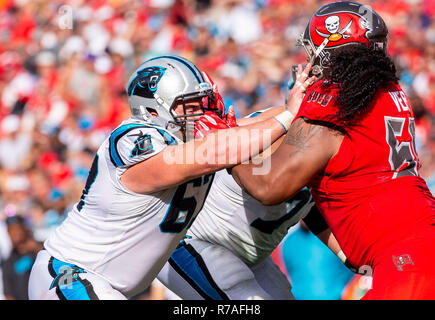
<box><xmin>194</xmin><ymin>111</ymin><xmax>234</xmax><ymax>139</ymax></box>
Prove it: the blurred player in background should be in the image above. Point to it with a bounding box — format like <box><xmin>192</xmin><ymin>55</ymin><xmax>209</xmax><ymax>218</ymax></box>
<box><xmin>27</xmin><ymin>55</ymin><xmax>302</xmax><ymax>300</ymax></box>
<box><xmin>231</xmin><ymin>1</ymin><xmax>435</xmax><ymax>299</ymax></box>
<box><xmin>2</xmin><ymin>215</ymin><xmax>42</xmax><ymax>300</ymax></box>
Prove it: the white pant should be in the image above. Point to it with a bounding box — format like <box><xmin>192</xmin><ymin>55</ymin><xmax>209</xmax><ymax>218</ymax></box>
<box><xmin>157</xmin><ymin>239</ymin><xmax>294</xmax><ymax>300</ymax></box>
<box><xmin>28</xmin><ymin>250</ymin><xmax>127</xmax><ymax>300</ymax></box>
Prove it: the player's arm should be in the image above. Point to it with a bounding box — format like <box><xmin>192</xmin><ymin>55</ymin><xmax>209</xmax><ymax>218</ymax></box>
<box><xmin>121</xmin><ymin>64</ymin><xmax>314</xmax><ymax>195</ymax></box>
<box><xmin>315</xmin><ymin>226</ymin><xmax>358</xmax><ymax>272</ymax></box>
<box><xmin>121</xmin><ymin>115</ymin><xmax>290</xmax><ymax>194</ymax></box>
<box><xmin>231</xmin><ymin>118</ymin><xmax>344</xmax><ymax>205</ymax></box>
<box><xmin>306</xmin><ymin>217</ymin><xmax>341</xmax><ymax>257</ymax></box>
<box><xmin>302</xmin><ymin>205</ymin><xmax>359</xmax><ymax>272</ymax></box>
<box><xmin>236</xmin><ymin>106</ymin><xmax>286</xmax><ymax>126</ymax></box>
<box><xmin>315</xmin><ymin>229</ymin><xmax>342</xmax><ymax>256</ymax></box>
<box><xmin>302</xmin><ymin>204</ymin><xmax>339</xmax><ymax>255</ymax></box>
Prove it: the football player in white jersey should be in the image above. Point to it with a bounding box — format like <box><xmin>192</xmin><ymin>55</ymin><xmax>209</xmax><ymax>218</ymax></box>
<box><xmin>156</xmin><ymin>110</ymin><xmax>345</xmax><ymax>300</ymax></box>
<box><xmin>28</xmin><ymin>56</ymin><xmax>314</xmax><ymax>300</ymax></box>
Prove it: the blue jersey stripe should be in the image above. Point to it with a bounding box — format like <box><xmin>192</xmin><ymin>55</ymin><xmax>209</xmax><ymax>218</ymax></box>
<box><xmin>169</xmin><ymin>243</ymin><xmax>228</xmax><ymax>300</ymax></box>
<box><xmin>147</xmin><ymin>56</ymin><xmax>203</xmax><ymax>83</ymax></box>
<box><xmin>109</xmin><ymin>124</ymin><xmax>151</xmax><ymax>167</ymax></box>
<box><xmin>248</xmin><ymin>111</ymin><xmax>262</xmax><ymax>118</ymax></box>
<box><xmin>109</xmin><ymin>123</ymin><xmax>178</xmax><ymax>167</ymax></box>
<box><xmin>156</xmin><ymin>128</ymin><xmax>177</xmax><ymax>145</ymax></box>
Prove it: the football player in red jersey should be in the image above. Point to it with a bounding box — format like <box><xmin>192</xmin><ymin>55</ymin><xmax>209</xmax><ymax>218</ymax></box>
<box><xmin>231</xmin><ymin>1</ymin><xmax>435</xmax><ymax>299</ymax></box>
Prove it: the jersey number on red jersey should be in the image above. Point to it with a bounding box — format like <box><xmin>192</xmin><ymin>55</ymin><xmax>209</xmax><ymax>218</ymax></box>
<box><xmin>385</xmin><ymin>116</ymin><xmax>419</xmax><ymax>179</ymax></box>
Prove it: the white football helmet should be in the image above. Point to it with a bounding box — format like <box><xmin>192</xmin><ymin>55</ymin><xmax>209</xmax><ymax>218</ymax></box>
<box><xmin>126</xmin><ymin>55</ymin><xmax>221</xmax><ymax>141</ymax></box>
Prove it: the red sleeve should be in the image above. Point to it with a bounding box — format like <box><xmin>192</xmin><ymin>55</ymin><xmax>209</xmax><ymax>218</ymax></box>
<box><xmin>294</xmin><ymin>80</ymin><xmax>342</xmax><ymax>126</ymax></box>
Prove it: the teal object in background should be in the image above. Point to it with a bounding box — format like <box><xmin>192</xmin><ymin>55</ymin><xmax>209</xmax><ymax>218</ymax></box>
<box><xmin>281</xmin><ymin>224</ymin><xmax>354</xmax><ymax>300</ymax></box>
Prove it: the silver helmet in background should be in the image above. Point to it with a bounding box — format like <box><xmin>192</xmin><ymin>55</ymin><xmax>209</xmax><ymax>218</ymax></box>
<box><xmin>126</xmin><ymin>55</ymin><xmax>221</xmax><ymax>141</ymax></box>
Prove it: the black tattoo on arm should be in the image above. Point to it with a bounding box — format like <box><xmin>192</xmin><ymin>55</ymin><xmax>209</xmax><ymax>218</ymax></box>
<box><xmin>285</xmin><ymin>118</ymin><xmax>325</xmax><ymax>157</ymax></box>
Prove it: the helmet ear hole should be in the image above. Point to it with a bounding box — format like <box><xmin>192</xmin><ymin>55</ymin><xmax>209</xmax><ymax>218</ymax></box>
<box><xmin>311</xmin><ymin>65</ymin><xmax>323</xmax><ymax>77</ymax></box>
<box><xmin>146</xmin><ymin>108</ymin><xmax>158</xmax><ymax>117</ymax></box>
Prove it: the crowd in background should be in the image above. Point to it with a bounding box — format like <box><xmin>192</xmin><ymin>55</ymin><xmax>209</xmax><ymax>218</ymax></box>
<box><xmin>0</xmin><ymin>0</ymin><xmax>434</xmax><ymax>300</ymax></box>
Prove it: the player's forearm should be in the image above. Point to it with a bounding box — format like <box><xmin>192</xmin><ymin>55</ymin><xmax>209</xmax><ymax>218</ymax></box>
<box><xmin>177</xmin><ymin>116</ymin><xmax>289</xmax><ymax>178</ymax></box>
<box><xmin>123</xmin><ymin>114</ymin><xmax>291</xmax><ymax>194</ymax></box>
<box><xmin>236</xmin><ymin>106</ymin><xmax>286</xmax><ymax>126</ymax></box>
<box><xmin>209</xmin><ymin>118</ymin><xmax>286</xmax><ymax>167</ymax></box>
<box><xmin>317</xmin><ymin>229</ymin><xmax>360</xmax><ymax>273</ymax></box>
<box><xmin>233</xmin><ymin>119</ymin><xmax>340</xmax><ymax>205</ymax></box>
<box><xmin>231</xmin><ymin>162</ymin><xmax>287</xmax><ymax>205</ymax></box>
<box><xmin>231</xmin><ymin>143</ymin><xmax>310</xmax><ymax>205</ymax></box>
<box><xmin>316</xmin><ymin>229</ymin><xmax>342</xmax><ymax>256</ymax></box>
<box><xmin>316</xmin><ymin>228</ymin><xmax>359</xmax><ymax>272</ymax></box>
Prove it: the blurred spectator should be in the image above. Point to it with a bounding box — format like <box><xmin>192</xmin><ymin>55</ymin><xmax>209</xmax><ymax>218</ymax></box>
<box><xmin>1</xmin><ymin>215</ymin><xmax>42</xmax><ymax>300</ymax></box>
<box><xmin>0</xmin><ymin>115</ymin><xmax>31</xmax><ymax>170</ymax></box>
<box><xmin>0</xmin><ymin>218</ymin><xmax>12</xmax><ymax>300</ymax></box>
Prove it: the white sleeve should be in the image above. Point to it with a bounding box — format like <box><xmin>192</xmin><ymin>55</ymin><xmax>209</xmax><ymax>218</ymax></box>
<box><xmin>109</xmin><ymin>126</ymin><xmax>176</xmax><ymax>168</ymax></box>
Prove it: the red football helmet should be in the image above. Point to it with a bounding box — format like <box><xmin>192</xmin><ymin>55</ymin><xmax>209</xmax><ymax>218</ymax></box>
<box><xmin>298</xmin><ymin>1</ymin><xmax>389</xmax><ymax>77</ymax></box>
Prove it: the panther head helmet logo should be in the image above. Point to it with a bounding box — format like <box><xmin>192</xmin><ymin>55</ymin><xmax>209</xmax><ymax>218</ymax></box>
<box><xmin>127</xmin><ymin>66</ymin><xmax>167</xmax><ymax>98</ymax></box>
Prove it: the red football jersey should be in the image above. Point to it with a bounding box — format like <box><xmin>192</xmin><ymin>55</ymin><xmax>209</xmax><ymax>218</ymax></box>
<box><xmin>296</xmin><ymin>80</ymin><xmax>435</xmax><ymax>268</ymax></box>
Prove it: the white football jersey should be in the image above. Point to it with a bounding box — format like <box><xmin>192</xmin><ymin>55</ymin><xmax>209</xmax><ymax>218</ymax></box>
<box><xmin>44</xmin><ymin>117</ymin><xmax>214</xmax><ymax>298</ymax></box>
<box><xmin>186</xmin><ymin>169</ymin><xmax>314</xmax><ymax>266</ymax></box>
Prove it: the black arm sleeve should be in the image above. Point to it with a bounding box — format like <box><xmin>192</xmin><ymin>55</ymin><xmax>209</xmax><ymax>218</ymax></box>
<box><xmin>302</xmin><ymin>204</ymin><xmax>329</xmax><ymax>235</ymax></box>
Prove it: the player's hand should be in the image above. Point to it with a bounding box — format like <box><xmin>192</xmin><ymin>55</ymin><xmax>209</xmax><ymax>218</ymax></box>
<box><xmin>202</xmin><ymin>70</ymin><xmax>237</xmax><ymax>127</ymax></box>
<box><xmin>194</xmin><ymin>111</ymin><xmax>232</xmax><ymax>139</ymax></box>
<box><xmin>223</xmin><ymin>105</ymin><xmax>237</xmax><ymax>128</ymax></box>
<box><xmin>214</xmin><ymin>82</ymin><xmax>226</xmax><ymax>121</ymax></box>
<box><xmin>286</xmin><ymin>63</ymin><xmax>317</xmax><ymax>116</ymax></box>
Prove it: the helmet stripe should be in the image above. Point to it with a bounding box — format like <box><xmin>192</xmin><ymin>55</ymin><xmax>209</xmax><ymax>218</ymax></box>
<box><xmin>127</xmin><ymin>56</ymin><xmax>205</xmax><ymax>97</ymax></box>
<box><xmin>147</xmin><ymin>55</ymin><xmax>203</xmax><ymax>83</ymax></box>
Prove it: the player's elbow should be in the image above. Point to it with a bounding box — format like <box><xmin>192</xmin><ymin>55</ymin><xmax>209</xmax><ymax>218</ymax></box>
<box><xmin>249</xmin><ymin>180</ymin><xmax>284</xmax><ymax>206</ymax></box>
<box><xmin>257</xmin><ymin>193</ymin><xmax>284</xmax><ymax>206</ymax></box>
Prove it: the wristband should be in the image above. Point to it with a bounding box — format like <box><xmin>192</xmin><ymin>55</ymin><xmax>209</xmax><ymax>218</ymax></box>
<box><xmin>337</xmin><ymin>250</ymin><xmax>347</xmax><ymax>264</ymax></box>
<box><xmin>274</xmin><ymin>109</ymin><xmax>294</xmax><ymax>133</ymax></box>
<box><xmin>344</xmin><ymin>258</ymin><xmax>359</xmax><ymax>274</ymax></box>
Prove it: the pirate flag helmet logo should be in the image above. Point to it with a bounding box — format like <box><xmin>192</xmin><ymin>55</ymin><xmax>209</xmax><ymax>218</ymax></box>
<box><xmin>298</xmin><ymin>1</ymin><xmax>389</xmax><ymax>77</ymax></box>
